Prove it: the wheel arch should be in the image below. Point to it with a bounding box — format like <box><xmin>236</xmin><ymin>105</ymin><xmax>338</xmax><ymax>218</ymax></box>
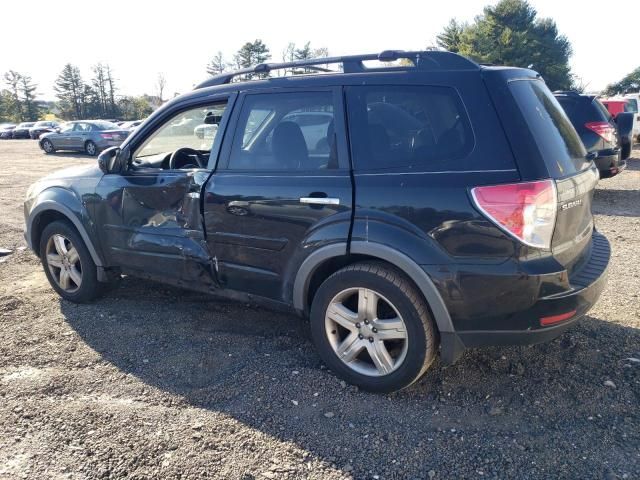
<box><xmin>293</xmin><ymin>241</ymin><xmax>454</xmax><ymax>335</ymax></box>
<box><xmin>27</xmin><ymin>196</ymin><xmax>103</xmax><ymax>267</ymax></box>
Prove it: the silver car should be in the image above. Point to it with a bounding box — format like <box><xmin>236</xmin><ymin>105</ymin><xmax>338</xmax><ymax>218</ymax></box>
<box><xmin>39</xmin><ymin>120</ymin><xmax>130</xmax><ymax>156</ymax></box>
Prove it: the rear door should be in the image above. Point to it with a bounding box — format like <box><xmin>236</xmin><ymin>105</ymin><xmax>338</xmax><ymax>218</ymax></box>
<box><xmin>203</xmin><ymin>87</ymin><xmax>352</xmax><ymax>301</ymax></box>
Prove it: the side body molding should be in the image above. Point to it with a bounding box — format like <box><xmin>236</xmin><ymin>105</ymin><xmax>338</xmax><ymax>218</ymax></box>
<box><xmin>27</xmin><ymin>197</ymin><xmax>104</xmax><ymax>267</ymax></box>
<box><xmin>292</xmin><ymin>241</ymin><xmax>454</xmax><ymax>334</ymax></box>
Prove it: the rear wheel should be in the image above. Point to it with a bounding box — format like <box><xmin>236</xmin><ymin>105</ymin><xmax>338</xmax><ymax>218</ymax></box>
<box><xmin>85</xmin><ymin>140</ymin><xmax>97</xmax><ymax>156</ymax></box>
<box><xmin>310</xmin><ymin>262</ymin><xmax>438</xmax><ymax>393</ymax></box>
<box><xmin>41</xmin><ymin>139</ymin><xmax>55</xmax><ymax>154</ymax></box>
<box><xmin>39</xmin><ymin>221</ymin><xmax>102</xmax><ymax>303</ymax></box>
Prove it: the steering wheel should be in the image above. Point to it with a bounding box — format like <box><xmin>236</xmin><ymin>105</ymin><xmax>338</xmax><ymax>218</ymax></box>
<box><xmin>168</xmin><ymin>147</ymin><xmax>204</xmax><ymax>169</ymax></box>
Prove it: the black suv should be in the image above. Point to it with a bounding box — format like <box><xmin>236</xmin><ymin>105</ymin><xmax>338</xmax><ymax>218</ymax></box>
<box><xmin>24</xmin><ymin>51</ymin><xmax>610</xmax><ymax>392</ymax></box>
<box><xmin>554</xmin><ymin>91</ymin><xmax>628</xmax><ymax>178</ymax></box>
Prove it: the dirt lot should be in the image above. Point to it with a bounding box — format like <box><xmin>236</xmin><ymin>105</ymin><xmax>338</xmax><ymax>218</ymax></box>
<box><xmin>0</xmin><ymin>140</ymin><xmax>638</xmax><ymax>480</ymax></box>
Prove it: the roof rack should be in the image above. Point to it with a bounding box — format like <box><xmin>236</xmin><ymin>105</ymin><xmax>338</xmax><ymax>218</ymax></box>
<box><xmin>194</xmin><ymin>50</ymin><xmax>479</xmax><ymax>89</ymax></box>
<box><xmin>552</xmin><ymin>90</ymin><xmax>581</xmax><ymax>96</ymax></box>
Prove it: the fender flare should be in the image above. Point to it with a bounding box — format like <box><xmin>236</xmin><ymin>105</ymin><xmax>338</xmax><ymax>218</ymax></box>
<box><xmin>27</xmin><ymin>200</ymin><xmax>104</xmax><ymax>267</ymax></box>
<box><xmin>293</xmin><ymin>241</ymin><xmax>454</xmax><ymax>334</ymax></box>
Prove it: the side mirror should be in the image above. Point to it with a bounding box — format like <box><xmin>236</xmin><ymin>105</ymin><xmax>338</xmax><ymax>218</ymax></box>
<box><xmin>98</xmin><ymin>147</ymin><xmax>122</xmax><ymax>174</ymax></box>
<box><xmin>55</xmin><ymin>127</ymin><xmax>61</xmax><ymax>133</ymax></box>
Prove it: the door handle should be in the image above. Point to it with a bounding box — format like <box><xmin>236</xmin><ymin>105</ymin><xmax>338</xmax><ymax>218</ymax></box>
<box><xmin>299</xmin><ymin>197</ymin><xmax>340</xmax><ymax>205</ymax></box>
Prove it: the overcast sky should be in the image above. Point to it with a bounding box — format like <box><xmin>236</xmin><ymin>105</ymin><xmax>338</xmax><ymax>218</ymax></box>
<box><xmin>2</xmin><ymin>0</ymin><xmax>638</xmax><ymax>100</ymax></box>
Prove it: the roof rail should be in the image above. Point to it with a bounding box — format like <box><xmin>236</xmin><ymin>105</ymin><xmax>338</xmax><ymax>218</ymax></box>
<box><xmin>194</xmin><ymin>50</ymin><xmax>479</xmax><ymax>90</ymax></box>
<box><xmin>553</xmin><ymin>90</ymin><xmax>581</xmax><ymax>96</ymax></box>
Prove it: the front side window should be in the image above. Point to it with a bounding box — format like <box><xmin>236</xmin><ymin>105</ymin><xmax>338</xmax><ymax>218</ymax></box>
<box><xmin>135</xmin><ymin>103</ymin><xmax>227</xmax><ymax>160</ymax></box>
<box><xmin>228</xmin><ymin>91</ymin><xmax>337</xmax><ymax>171</ymax></box>
<box><xmin>346</xmin><ymin>85</ymin><xmax>474</xmax><ymax>172</ymax></box>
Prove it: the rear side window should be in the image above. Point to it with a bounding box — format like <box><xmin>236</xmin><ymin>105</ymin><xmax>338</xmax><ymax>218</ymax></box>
<box><xmin>510</xmin><ymin>80</ymin><xmax>586</xmax><ymax>176</ymax></box>
<box><xmin>345</xmin><ymin>85</ymin><xmax>474</xmax><ymax>172</ymax></box>
<box><xmin>228</xmin><ymin>91</ymin><xmax>337</xmax><ymax>171</ymax></box>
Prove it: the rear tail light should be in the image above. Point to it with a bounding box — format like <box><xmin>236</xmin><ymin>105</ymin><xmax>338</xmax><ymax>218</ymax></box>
<box><xmin>585</xmin><ymin>121</ymin><xmax>615</xmax><ymax>143</ymax></box>
<box><xmin>471</xmin><ymin>179</ymin><xmax>557</xmax><ymax>249</ymax></box>
<box><xmin>100</xmin><ymin>133</ymin><xmax>114</xmax><ymax>140</ymax></box>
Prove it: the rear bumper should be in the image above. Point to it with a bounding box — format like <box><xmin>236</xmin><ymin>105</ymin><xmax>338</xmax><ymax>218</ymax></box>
<box><xmin>439</xmin><ymin>232</ymin><xmax>610</xmax><ymax>362</ymax></box>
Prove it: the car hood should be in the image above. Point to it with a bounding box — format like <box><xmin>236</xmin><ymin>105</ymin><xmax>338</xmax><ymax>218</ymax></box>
<box><xmin>25</xmin><ymin>164</ymin><xmax>104</xmax><ymax>204</ymax></box>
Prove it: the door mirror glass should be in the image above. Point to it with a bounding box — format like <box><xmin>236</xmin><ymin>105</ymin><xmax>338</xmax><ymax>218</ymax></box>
<box><xmin>98</xmin><ymin>147</ymin><xmax>122</xmax><ymax>174</ymax></box>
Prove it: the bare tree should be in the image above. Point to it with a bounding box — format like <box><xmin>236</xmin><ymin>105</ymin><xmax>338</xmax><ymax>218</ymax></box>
<box><xmin>206</xmin><ymin>52</ymin><xmax>229</xmax><ymax>76</ymax></box>
<box><xmin>156</xmin><ymin>73</ymin><xmax>167</xmax><ymax>103</ymax></box>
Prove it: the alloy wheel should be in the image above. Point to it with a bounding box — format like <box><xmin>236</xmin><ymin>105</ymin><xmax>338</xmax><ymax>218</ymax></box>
<box><xmin>45</xmin><ymin>234</ymin><xmax>82</xmax><ymax>293</ymax></box>
<box><xmin>325</xmin><ymin>287</ymin><xmax>408</xmax><ymax>376</ymax></box>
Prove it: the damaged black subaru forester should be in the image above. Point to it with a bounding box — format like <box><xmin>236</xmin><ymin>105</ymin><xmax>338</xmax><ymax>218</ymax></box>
<box><xmin>24</xmin><ymin>51</ymin><xmax>610</xmax><ymax>392</ymax></box>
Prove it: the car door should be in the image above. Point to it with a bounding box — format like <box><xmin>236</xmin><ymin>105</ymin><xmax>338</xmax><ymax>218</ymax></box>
<box><xmin>94</xmin><ymin>95</ymin><xmax>235</xmax><ymax>289</ymax></box>
<box><xmin>52</xmin><ymin>123</ymin><xmax>75</xmax><ymax>149</ymax></box>
<box><xmin>202</xmin><ymin>87</ymin><xmax>353</xmax><ymax>302</ymax></box>
<box><xmin>68</xmin><ymin>122</ymin><xmax>90</xmax><ymax>150</ymax></box>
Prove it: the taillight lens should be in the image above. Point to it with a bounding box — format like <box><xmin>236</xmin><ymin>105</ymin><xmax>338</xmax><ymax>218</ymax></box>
<box><xmin>471</xmin><ymin>180</ymin><xmax>557</xmax><ymax>249</ymax></box>
<box><xmin>585</xmin><ymin>121</ymin><xmax>615</xmax><ymax>143</ymax></box>
<box><xmin>100</xmin><ymin>133</ymin><xmax>116</xmax><ymax>140</ymax></box>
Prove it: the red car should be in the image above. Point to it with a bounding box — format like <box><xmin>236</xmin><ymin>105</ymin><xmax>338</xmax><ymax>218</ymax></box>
<box><xmin>601</xmin><ymin>98</ymin><xmax>631</xmax><ymax>117</ymax></box>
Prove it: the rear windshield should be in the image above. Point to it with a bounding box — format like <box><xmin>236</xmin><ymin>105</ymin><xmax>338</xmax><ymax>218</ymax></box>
<box><xmin>509</xmin><ymin>80</ymin><xmax>587</xmax><ymax>176</ymax></box>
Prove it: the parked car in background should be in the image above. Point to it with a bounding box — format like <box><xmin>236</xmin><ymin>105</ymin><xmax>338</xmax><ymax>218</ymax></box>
<box><xmin>0</xmin><ymin>124</ymin><xmax>16</xmax><ymax>139</ymax></box>
<box><xmin>601</xmin><ymin>97</ymin><xmax>640</xmax><ymax>142</ymax></box>
<box><xmin>12</xmin><ymin>122</ymin><xmax>36</xmax><ymax>139</ymax></box>
<box><xmin>119</xmin><ymin>120</ymin><xmax>143</xmax><ymax>132</ymax></box>
<box><xmin>39</xmin><ymin>120</ymin><xmax>131</xmax><ymax>156</ymax></box>
<box><xmin>622</xmin><ymin>93</ymin><xmax>640</xmax><ymax>141</ymax></box>
<box><xmin>24</xmin><ymin>50</ymin><xmax>609</xmax><ymax>392</ymax></box>
<box><xmin>554</xmin><ymin>91</ymin><xmax>626</xmax><ymax>178</ymax></box>
<box><xmin>29</xmin><ymin>121</ymin><xmax>61</xmax><ymax>139</ymax></box>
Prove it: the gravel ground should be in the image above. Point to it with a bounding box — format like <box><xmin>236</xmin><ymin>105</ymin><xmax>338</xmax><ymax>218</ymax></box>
<box><xmin>0</xmin><ymin>140</ymin><xmax>638</xmax><ymax>480</ymax></box>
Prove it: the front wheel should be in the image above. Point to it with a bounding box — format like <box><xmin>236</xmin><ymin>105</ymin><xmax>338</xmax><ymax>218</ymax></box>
<box><xmin>41</xmin><ymin>139</ymin><xmax>55</xmax><ymax>154</ymax></box>
<box><xmin>85</xmin><ymin>140</ymin><xmax>97</xmax><ymax>156</ymax></box>
<box><xmin>310</xmin><ymin>262</ymin><xmax>438</xmax><ymax>393</ymax></box>
<box><xmin>39</xmin><ymin>221</ymin><xmax>102</xmax><ymax>303</ymax></box>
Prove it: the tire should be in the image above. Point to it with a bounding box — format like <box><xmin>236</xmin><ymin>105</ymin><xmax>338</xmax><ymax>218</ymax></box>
<box><xmin>41</xmin><ymin>139</ymin><xmax>55</xmax><ymax>154</ymax></box>
<box><xmin>39</xmin><ymin>220</ymin><xmax>102</xmax><ymax>303</ymax></box>
<box><xmin>310</xmin><ymin>261</ymin><xmax>438</xmax><ymax>393</ymax></box>
<box><xmin>85</xmin><ymin>140</ymin><xmax>97</xmax><ymax>156</ymax></box>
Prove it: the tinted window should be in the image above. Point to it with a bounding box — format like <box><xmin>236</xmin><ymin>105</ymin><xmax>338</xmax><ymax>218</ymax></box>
<box><xmin>345</xmin><ymin>85</ymin><xmax>474</xmax><ymax>172</ymax></box>
<box><xmin>625</xmin><ymin>99</ymin><xmax>638</xmax><ymax>113</ymax></box>
<box><xmin>92</xmin><ymin>121</ymin><xmax>119</xmax><ymax>130</ymax></box>
<box><xmin>510</xmin><ymin>80</ymin><xmax>586</xmax><ymax>176</ymax></box>
<box><xmin>228</xmin><ymin>91</ymin><xmax>336</xmax><ymax>171</ymax></box>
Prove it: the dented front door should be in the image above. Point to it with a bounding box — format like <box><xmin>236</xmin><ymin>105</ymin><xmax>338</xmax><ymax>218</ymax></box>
<box><xmin>94</xmin><ymin>169</ymin><xmax>217</xmax><ymax>289</ymax></box>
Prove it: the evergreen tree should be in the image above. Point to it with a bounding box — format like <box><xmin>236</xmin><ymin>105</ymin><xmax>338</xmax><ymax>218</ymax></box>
<box><xmin>54</xmin><ymin>64</ymin><xmax>84</xmax><ymax>120</ymax></box>
<box><xmin>438</xmin><ymin>0</ymin><xmax>573</xmax><ymax>91</ymax></box>
<box><xmin>603</xmin><ymin>66</ymin><xmax>640</xmax><ymax>96</ymax></box>
<box><xmin>233</xmin><ymin>40</ymin><xmax>271</xmax><ymax>79</ymax></box>
<box><xmin>4</xmin><ymin>70</ymin><xmax>23</xmax><ymax>121</ymax></box>
<box><xmin>436</xmin><ymin>19</ymin><xmax>465</xmax><ymax>52</ymax></box>
<box><xmin>19</xmin><ymin>74</ymin><xmax>39</xmax><ymax>121</ymax></box>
